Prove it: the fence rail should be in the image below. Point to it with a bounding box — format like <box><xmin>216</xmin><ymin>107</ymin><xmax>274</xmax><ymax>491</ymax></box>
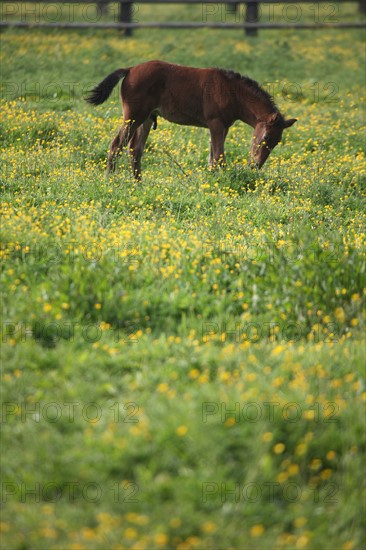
<box><xmin>0</xmin><ymin>0</ymin><xmax>362</xmax><ymax>3</ymax></box>
<box><xmin>1</xmin><ymin>0</ymin><xmax>365</xmax><ymax>36</ymax></box>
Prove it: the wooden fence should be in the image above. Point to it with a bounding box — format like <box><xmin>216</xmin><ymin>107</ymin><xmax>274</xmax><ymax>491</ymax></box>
<box><xmin>1</xmin><ymin>0</ymin><xmax>365</xmax><ymax>37</ymax></box>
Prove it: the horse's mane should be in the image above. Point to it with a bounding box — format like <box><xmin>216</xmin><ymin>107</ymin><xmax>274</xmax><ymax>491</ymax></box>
<box><xmin>219</xmin><ymin>69</ymin><xmax>279</xmax><ymax>112</ymax></box>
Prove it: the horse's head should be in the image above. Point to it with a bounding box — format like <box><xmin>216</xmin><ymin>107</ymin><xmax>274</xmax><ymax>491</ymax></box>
<box><xmin>250</xmin><ymin>112</ymin><xmax>297</xmax><ymax>169</ymax></box>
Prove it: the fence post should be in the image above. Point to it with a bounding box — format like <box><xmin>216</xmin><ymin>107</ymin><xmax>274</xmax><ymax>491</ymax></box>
<box><xmin>245</xmin><ymin>2</ymin><xmax>259</xmax><ymax>37</ymax></box>
<box><xmin>119</xmin><ymin>2</ymin><xmax>133</xmax><ymax>37</ymax></box>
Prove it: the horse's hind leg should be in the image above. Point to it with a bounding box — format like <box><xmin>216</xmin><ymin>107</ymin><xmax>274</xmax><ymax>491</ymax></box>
<box><xmin>107</xmin><ymin>118</ymin><xmax>142</xmax><ymax>173</ymax></box>
<box><xmin>128</xmin><ymin>118</ymin><xmax>153</xmax><ymax>180</ymax></box>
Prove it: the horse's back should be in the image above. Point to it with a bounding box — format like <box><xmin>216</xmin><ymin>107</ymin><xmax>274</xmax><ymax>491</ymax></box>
<box><xmin>126</xmin><ymin>60</ymin><xmax>215</xmax><ymax>89</ymax></box>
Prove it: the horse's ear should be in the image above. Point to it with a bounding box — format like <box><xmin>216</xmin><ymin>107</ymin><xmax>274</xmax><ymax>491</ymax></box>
<box><xmin>283</xmin><ymin>118</ymin><xmax>297</xmax><ymax>128</ymax></box>
<box><xmin>268</xmin><ymin>112</ymin><xmax>281</xmax><ymax>125</ymax></box>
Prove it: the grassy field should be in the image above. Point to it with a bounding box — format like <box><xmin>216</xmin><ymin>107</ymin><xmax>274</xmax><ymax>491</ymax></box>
<box><xmin>1</xmin><ymin>8</ymin><xmax>365</xmax><ymax>550</ymax></box>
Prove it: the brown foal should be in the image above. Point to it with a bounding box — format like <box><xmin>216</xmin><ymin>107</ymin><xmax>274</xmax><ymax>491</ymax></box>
<box><xmin>86</xmin><ymin>60</ymin><xmax>297</xmax><ymax>179</ymax></box>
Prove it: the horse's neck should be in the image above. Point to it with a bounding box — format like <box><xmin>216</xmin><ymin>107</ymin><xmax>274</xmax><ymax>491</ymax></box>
<box><xmin>238</xmin><ymin>85</ymin><xmax>273</xmax><ymax>128</ymax></box>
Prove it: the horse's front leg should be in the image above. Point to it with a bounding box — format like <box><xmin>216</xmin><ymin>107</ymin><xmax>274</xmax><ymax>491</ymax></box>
<box><xmin>209</xmin><ymin>141</ymin><xmax>214</xmax><ymax>167</ymax></box>
<box><xmin>208</xmin><ymin>122</ymin><xmax>228</xmax><ymax>168</ymax></box>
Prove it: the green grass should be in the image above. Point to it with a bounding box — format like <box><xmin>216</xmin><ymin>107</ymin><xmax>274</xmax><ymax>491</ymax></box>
<box><xmin>1</xmin><ymin>15</ymin><xmax>365</xmax><ymax>550</ymax></box>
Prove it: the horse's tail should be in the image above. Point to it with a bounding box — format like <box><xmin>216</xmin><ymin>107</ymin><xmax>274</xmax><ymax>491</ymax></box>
<box><xmin>85</xmin><ymin>68</ymin><xmax>130</xmax><ymax>106</ymax></box>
